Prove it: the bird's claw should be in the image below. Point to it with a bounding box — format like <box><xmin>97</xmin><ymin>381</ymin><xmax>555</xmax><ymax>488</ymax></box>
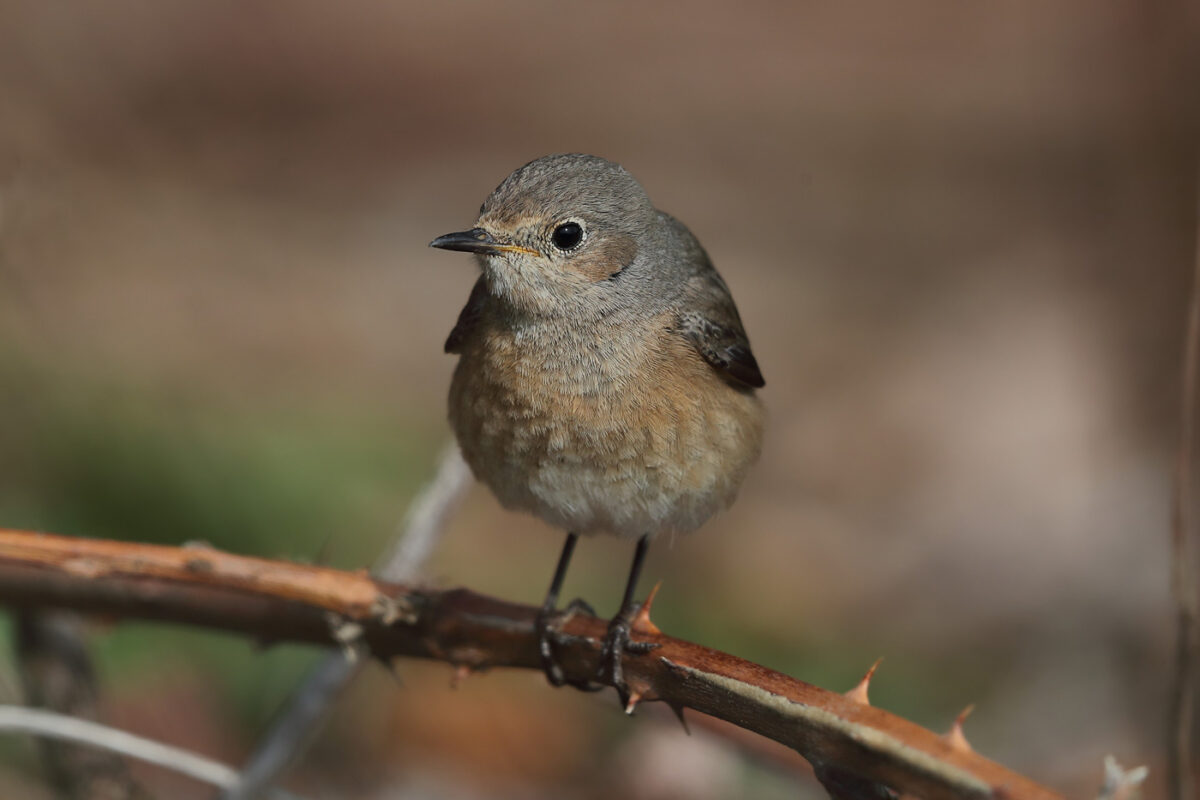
<box><xmin>598</xmin><ymin>607</ymin><xmax>661</xmax><ymax>696</ymax></box>
<box><xmin>535</xmin><ymin>606</ymin><xmax>567</xmax><ymax>687</ymax></box>
<box><xmin>536</xmin><ymin>598</ymin><xmax>604</xmax><ymax>691</ymax></box>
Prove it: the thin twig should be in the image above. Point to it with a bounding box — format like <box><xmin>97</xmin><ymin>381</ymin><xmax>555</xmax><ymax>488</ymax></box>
<box><xmin>1168</xmin><ymin>169</ymin><xmax>1200</xmax><ymax>800</ymax></box>
<box><xmin>0</xmin><ymin>705</ymin><xmax>302</xmax><ymax>800</ymax></box>
<box><xmin>0</xmin><ymin>529</ymin><xmax>1064</xmax><ymax>800</ymax></box>
<box><xmin>373</xmin><ymin>444</ymin><xmax>473</xmax><ymax>582</ymax></box>
<box><xmin>221</xmin><ymin>445</ymin><xmax>471</xmax><ymax>800</ymax></box>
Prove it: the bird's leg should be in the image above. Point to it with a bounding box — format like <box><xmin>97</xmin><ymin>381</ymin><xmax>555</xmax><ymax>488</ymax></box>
<box><xmin>599</xmin><ymin>534</ymin><xmax>659</xmax><ymax>696</ymax></box>
<box><xmin>535</xmin><ymin>532</ymin><xmax>582</xmax><ymax>687</ymax></box>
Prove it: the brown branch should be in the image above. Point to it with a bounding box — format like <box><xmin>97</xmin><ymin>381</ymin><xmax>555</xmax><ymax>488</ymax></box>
<box><xmin>1168</xmin><ymin>162</ymin><xmax>1200</xmax><ymax>800</ymax></box>
<box><xmin>0</xmin><ymin>529</ymin><xmax>1063</xmax><ymax>800</ymax></box>
<box><xmin>16</xmin><ymin>612</ymin><xmax>150</xmax><ymax>799</ymax></box>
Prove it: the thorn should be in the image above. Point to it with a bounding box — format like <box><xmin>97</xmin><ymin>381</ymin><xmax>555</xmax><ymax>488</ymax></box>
<box><xmin>450</xmin><ymin>664</ymin><xmax>472</xmax><ymax>689</ymax></box>
<box><xmin>944</xmin><ymin>704</ymin><xmax>975</xmax><ymax>752</ymax></box>
<box><xmin>379</xmin><ymin>657</ymin><xmax>404</xmax><ymax>687</ymax></box>
<box><xmin>630</xmin><ymin>581</ymin><xmax>663</xmax><ymax>636</ymax></box>
<box><xmin>312</xmin><ymin>533</ymin><xmax>336</xmax><ymax>567</ymax></box>
<box><xmin>667</xmin><ymin>702</ymin><xmax>691</xmax><ymax>735</ymax></box>
<box><xmin>844</xmin><ymin>658</ymin><xmax>883</xmax><ymax>705</ymax></box>
<box><xmin>625</xmin><ymin>689</ymin><xmax>643</xmax><ymax>715</ymax></box>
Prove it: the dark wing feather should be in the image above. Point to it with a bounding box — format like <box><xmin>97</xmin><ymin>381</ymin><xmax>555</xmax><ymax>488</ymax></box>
<box><xmin>677</xmin><ymin>305</ymin><xmax>765</xmax><ymax>389</ymax></box>
<box><xmin>661</xmin><ymin>212</ymin><xmax>764</xmax><ymax>390</ymax></box>
<box><xmin>444</xmin><ymin>276</ymin><xmax>489</xmax><ymax>354</ymax></box>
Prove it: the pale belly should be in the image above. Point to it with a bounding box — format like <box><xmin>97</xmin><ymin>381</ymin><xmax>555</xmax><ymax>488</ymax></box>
<box><xmin>448</xmin><ymin>343</ymin><xmax>764</xmax><ymax>539</ymax></box>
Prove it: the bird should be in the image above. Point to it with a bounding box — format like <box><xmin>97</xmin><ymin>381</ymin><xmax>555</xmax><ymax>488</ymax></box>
<box><xmin>430</xmin><ymin>154</ymin><xmax>764</xmax><ymax>697</ymax></box>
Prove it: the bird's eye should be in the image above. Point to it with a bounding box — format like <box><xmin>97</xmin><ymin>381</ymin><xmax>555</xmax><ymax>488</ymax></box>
<box><xmin>551</xmin><ymin>221</ymin><xmax>584</xmax><ymax>251</ymax></box>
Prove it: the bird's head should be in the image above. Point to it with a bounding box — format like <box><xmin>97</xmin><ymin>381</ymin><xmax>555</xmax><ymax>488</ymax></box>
<box><xmin>430</xmin><ymin>154</ymin><xmax>657</xmax><ymax>318</ymax></box>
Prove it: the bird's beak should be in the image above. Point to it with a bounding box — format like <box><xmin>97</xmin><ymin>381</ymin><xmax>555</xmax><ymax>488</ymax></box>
<box><xmin>429</xmin><ymin>228</ymin><xmax>539</xmax><ymax>257</ymax></box>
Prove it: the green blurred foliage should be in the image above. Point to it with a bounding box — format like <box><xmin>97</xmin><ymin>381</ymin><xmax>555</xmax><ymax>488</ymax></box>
<box><xmin>0</xmin><ymin>353</ymin><xmax>436</xmax><ymax>565</ymax></box>
<box><xmin>0</xmin><ymin>350</ymin><xmax>442</xmax><ymax>751</ymax></box>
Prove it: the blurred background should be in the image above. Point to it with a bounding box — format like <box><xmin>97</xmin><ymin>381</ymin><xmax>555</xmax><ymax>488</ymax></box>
<box><xmin>0</xmin><ymin>1</ymin><xmax>1197</xmax><ymax>798</ymax></box>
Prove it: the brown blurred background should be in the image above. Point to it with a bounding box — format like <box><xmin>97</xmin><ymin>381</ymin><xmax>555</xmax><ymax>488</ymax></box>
<box><xmin>0</xmin><ymin>2</ymin><xmax>1197</xmax><ymax>798</ymax></box>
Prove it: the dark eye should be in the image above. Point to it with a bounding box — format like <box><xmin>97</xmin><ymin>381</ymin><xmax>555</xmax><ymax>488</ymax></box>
<box><xmin>551</xmin><ymin>221</ymin><xmax>584</xmax><ymax>251</ymax></box>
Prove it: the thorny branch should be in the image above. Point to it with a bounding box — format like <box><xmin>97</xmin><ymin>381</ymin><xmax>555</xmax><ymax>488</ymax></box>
<box><xmin>0</xmin><ymin>528</ymin><xmax>1069</xmax><ymax>800</ymax></box>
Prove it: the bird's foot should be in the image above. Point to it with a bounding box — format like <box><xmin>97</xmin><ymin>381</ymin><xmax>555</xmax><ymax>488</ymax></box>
<box><xmin>535</xmin><ymin>598</ymin><xmax>602</xmax><ymax>690</ymax></box>
<box><xmin>598</xmin><ymin>606</ymin><xmax>660</xmax><ymax>698</ymax></box>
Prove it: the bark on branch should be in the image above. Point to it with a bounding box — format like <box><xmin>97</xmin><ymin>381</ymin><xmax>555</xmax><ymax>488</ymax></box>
<box><xmin>0</xmin><ymin>529</ymin><xmax>1062</xmax><ymax>800</ymax></box>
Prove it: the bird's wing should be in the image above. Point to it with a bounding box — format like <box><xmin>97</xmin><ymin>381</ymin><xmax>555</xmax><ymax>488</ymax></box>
<box><xmin>445</xmin><ymin>276</ymin><xmax>489</xmax><ymax>354</ymax></box>
<box><xmin>674</xmin><ymin>248</ymin><xmax>765</xmax><ymax>390</ymax></box>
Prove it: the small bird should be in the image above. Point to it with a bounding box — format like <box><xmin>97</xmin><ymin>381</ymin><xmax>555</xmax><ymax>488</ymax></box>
<box><xmin>430</xmin><ymin>154</ymin><xmax>764</xmax><ymax>696</ymax></box>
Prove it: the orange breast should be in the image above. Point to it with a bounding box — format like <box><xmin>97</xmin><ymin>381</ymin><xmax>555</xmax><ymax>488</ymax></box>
<box><xmin>448</xmin><ymin>316</ymin><xmax>763</xmax><ymax>538</ymax></box>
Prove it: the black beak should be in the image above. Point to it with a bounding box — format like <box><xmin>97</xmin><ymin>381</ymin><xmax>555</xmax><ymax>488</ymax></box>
<box><xmin>429</xmin><ymin>228</ymin><xmax>539</xmax><ymax>257</ymax></box>
<box><xmin>429</xmin><ymin>228</ymin><xmax>504</xmax><ymax>255</ymax></box>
